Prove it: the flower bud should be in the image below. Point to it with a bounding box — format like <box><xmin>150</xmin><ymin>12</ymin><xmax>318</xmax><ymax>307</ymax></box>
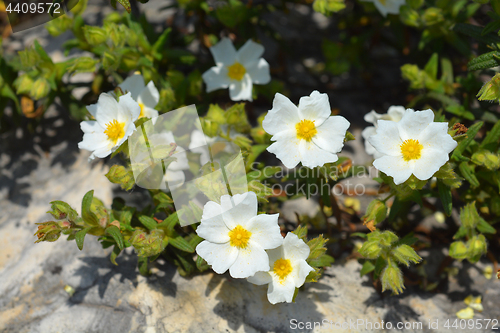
<box><xmin>30</xmin><ymin>78</ymin><xmax>50</xmax><ymax>100</ymax></box>
<box><xmin>477</xmin><ymin>73</ymin><xmax>500</xmax><ymax>103</ymax></box>
<box><xmin>467</xmin><ymin>235</ymin><xmax>487</xmax><ymax>263</ymax></box>
<box><xmin>472</xmin><ymin>149</ymin><xmax>500</xmax><ymax>170</ymax></box>
<box><xmin>68</xmin><ymin>57</ymin><xmax>98</xmax><ymax>74</ymax></box>
<box><xmin>200</xmin><ymin>119</ymin><xmax>219</xmax><ymax>138</ymax></box>
<box><xmin>206</xmin><ymin>104</ymin><xmax>226</xmax><ymax>124</ymax></box>
<box><xmin>379</xmin><ymin>230</ymin><xmax>398</xmax><ymax>247</ymax></box>
<box><xmin>459</xmin><ymin>201</ymin><xmax>480</xmax><ymax>229</ymax></box>
<box><xmin>232</xmin><ymin>135</ymin><xmax>252</xmax><ymax>151</ymax></box>
<box><xmin>381</xmin><ymin>260</ymin><xmax>405</xmax><ymax>295</ymax></box>
<box><xmin>83</xmin><ymin>26</ymin><xmax>108</xmax><ymax>45</ymax></box>
<box><xmin>449</xmin><ymin>241</ymin><xmax>468</xmax><ymax>260</ymax></box>
<box><xmin>14</xmin><ymin>74</ymin><xmax>34</xmax><ymax>95</ymax></box>
<box><xmin>363</xmin><ymin>200</ymin><xmax>387</xmax><ymax>226</ymax></box>
<box><xmin>47</xmin><ymin>201</ymin><xmax>78</xmax><ymax>221</ymax></box>
<box><xmin>391</xmin><ymin>244</ymin><xmax>422</xmax><ymax>267</ymax></box>
<box><xmin>34</xmin><ymin>222</ymin><xmax>61</xmax><ymax>243</ymax></box>
<box><xmin>131</xmin><ymin>229</ymin><xmax>166</xmax><ymax>257</ymax></box>
<box><xmin>358</xmin><ymin>241</ymin><xmax>382</xmax><ymax>259</ymax></box>
<box><xmin>102</xmin><ymin>51</ymin><xmax>119</xmax><ymax>71</ymax></box>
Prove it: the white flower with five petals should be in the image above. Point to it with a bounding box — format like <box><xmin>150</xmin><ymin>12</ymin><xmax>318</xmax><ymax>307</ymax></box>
<box><xmin>247</xmin><ymin>232</ymin><xmax>314</xmax><ymax>304</ymax></box>
<box><xmin>196</xmin><ymin>191</ymin><xmax>283</xmax><ymax>278</ymax></box>
<box><xmin>202</xmin><ymin>38</ymin><xmax>271</xmax><ymax>101</ymax></box>
<box><xmin>78</xmin><ymin>92</ymin><xmax>140</xmax><ymax>160</ymax></box>
<box><xmin>262</xmin><ymin>91</ymin><xmax>350</xmax><ymax>169</ymax></box>
<box><xmin>118</xmin><ymin>74</ymin><xmax>159</xmax><ymax>120</ymax></box>
<box><xmin>368</xmin><ymin>109</ymin><xmax>457</xmax><ymax>185</ymax></box>
<box><xmin>363</xmin><ymin>0</ymin><xmax>406</xmax><ymax>17</ymax></box>
<box><xmin>362</xmin><ymin>106</ymin><xmax>405</xmax><ymax>159</ymax></box>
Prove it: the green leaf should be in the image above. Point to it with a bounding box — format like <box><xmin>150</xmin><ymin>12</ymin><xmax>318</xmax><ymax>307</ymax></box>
<box><xmin>424</xmin><ymin>53</ymin><xmax>439</xmax><ymax>80</ymax></box>
<box><xmin>82</xmin><ymin>190</ymin><xmax>99</xmax><ymax>226</ymax></box>
<box><xmin>196</xmin><ymin>255</ymin><xmax>209</xmax><ymax>272</ymax></box>
<box><xmin>477</xmin><ymin>217</ymin><xmax>497</xmax><ymax>234</ymax></box>
<box><xmin>110</xmin><ymin>245</ymin><xmax>121</xmax><ymax>265</ymax></box>
<box><xmin>454</xmin><ymin>23</ymin><xmax>500</xmax><ymax>48</ymax></box>
<box><xmin>312</xmin><ymin>0</ymin><xmax>346</xmax><ymax>15</ymax></box>
<box><xmin>75</xmin><ymin>227</ymin><xmax>93</xmax><ymax>250</ymax></box>
<box><xmin>459</xmin><ymin>162</ymin><xmax>480</xmax><ymax>188</ymax></box>
<box><xmin>152</xmin><ymin>28</ymin><xmax>171</xmax><ymax>60</ymax></box>
<box><xmin>215</xmin><ymin>0</ymin><xmax>248</xmax><ymax>28</ymax></box>
<box><xmin>157</xmin><ymin>212</ymin><xmax>178</xmax><ymax>231</ymax></box>
<box><xmin>169</xmin><ymin>236</ymin><xmax>195</xmax><ymax>253</ymax></box>
<box><xmin>373</xmin><ymin>256</ymin><xmax>386</xmax><ymax>280</ymax></box>
<box><xmin>350</xmin><ymin>232</ymin><xmax>367</xmax><ymax>239</ymax></box>
<box><xmin>480</xmin><ymin>120</ymin><xmax>500</xmax><ymax>150</ymax></box>
<box><xmin>308</xmin><ymin>254</ymin><xmax>335</xmax><ymax>268</ymax></box>
<box><xmin>437</xmin><ymin>179</ymin><xmax>453</xmax><ymax>216</ymax></box>
<box><xmin>307</xmin><ymin>235</ymin><xmax>328</xmax><ymax>260</ymax></box>
<box><xmin>468</xmin><ymin>51</ymin><xmax>500</xmax><ymax>71</ymax></box>
<box><xmin>360</xmin><ymin>261</ymin><xmax>375</xmax><ymax>276</ymax></box>
<box><xmin>105</xmin><ymin>226</ymin><xmax>125</xmax><ymax>250</ymax></box>
<box><xmin>139</xmin><ymin>216</ymin><xmax>157</xmax><ymax>231</ymax></box>
<box><xmin>138</xmin><ymin>256</ymin><xmax>149</xmax><ymax>276</ymax></box>
<box><xmin>116</xmin><ymin>0</ymin><xmax>131</xmax><ymax>12</ymax></box>
<box><xmin>292</xmin><ymin>225</ymin><xmax>308</xmax><ymax>240</ymax></box>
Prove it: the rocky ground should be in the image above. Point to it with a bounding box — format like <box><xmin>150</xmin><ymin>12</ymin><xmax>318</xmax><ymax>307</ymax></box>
<box><xmin>1</xmin><ymin>1</ymin><xmax>500</xmax><ymax>332</ymax></box>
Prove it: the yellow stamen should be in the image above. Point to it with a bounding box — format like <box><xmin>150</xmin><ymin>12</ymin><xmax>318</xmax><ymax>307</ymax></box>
<box><xmin>273</xmin><ymin>258</ymin><xmax>293</xmax><ymax>281</ymax></box>
<box><xmin>227</xmin><ymin>62</ymin><xmax>246</xmax><ymax>81</ymax></box>
<box><xmin>400</xmin><ymin>139</ymin><xmax>423</xmax><ymax>161</ymax></box>
<box><xmin>139</xmin><ymin>103</ymin><xmax>145</xmax><ymax>118</ymax></box>
<box><xmin>104</xmin><ymin>119</ymin><xmax>125</xmax><ymax>144</ymax></box>
<box><xmin>296</xmin><ymin>119</ymin><xmax>317</xmax><ymax>141</ymax></box>
<box><xmin>228</xmin><ymin>225</ymin><xmax>251</xmax><ymax>249</ymax></box>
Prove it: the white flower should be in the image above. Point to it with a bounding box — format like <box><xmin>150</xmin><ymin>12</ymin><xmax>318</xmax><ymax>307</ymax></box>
<box><xmin>196</xmin><ymin>191</ymin><xmax>283</xmax><ymax>278</ymax></box>
<box><xmin>118</xmin><ymin>74</ymin><xmax>159</xmax><ymax>120</ymax></box>
<box><xmin>202</xmin><ymin>38</ymin><xmax>271</xmax><ymax>101</ymax></box>
<box><xmin>363</xmin><ymin>0</ymin><xmax>406</xmax><ymax>17</ymax></box>
<box><xmin>262</xmin><ymin>91</ymin><xmax>350</xmax><ymax>169</ymax></box>
<box><xmin>78</xmin><ymin>92</ymin><xmax>140</xmax><ymax>160</ymax></box>
<box><xmin>368</xmin><ymin>109</ymin><xmax>457</xmax><ymax>185</ymax></box>
<box><xmin>362</xmin><ymin>106</ymin><xmax>405</xmax><ymax>159</ymax></box>
<box><xmin>247</xmin><ymin>232</ymin><xmax>314</xmax><ymax>304</ymax></box>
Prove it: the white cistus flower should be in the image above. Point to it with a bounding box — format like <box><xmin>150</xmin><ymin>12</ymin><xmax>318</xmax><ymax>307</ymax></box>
<box><xmin>363</xmin><ymin>0</ymin><xmax>406</xmax><ymax>17</ymax></box>
<box><xmin>195</xmin><ymin>191</ymin><xmax>283</xmax><ymax>278</ymax></box>
<box><xmin>78</xmin><ymin>92</ymin><xmax>140</xmax><ymax>160</ymax></box>
<box><xmin>362</xmin><ymin>106</ymin><xmax>405</xmax><ymax>159</ymax></box>
<box><xmin>247</xmin><ymin>232</ymin><xmax>314</xmax><ymax>304</ymax></box>
<box><xmin>118</xmin><ymin>74</ymin><xmax>159</xmax><ymax>120</ymax></box>
<box><xmin>262</xmin><ymin>91</ymin><xmax>350</xmax><ymax>169</ymax></box>
<box><xmin>368</xmin><ymin>109</ymin><xmax>457</xmax><ymax>185</ymax></box>
<box><xmin>202</xmin><ymin>38</ymin><xmax>271</xmax><ymax>101</ymax></box>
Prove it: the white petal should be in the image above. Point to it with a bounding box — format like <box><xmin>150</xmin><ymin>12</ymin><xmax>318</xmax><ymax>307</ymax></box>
<box><xmin>372</xmin><ymin>0</ymin><xmax>389</xmax><ymax>16</ymax></box>
<box><xmin>299</xmin><ymin>140</ymin><xmax>338</xmax><ymax>168</ymax></box>
<box><xmin>361</xmin><ymin>126</ymin><xmax>378</xmax><ymax>157</ymax></box>
<box><xmin>413</xmin><ymin>148</ymin><xmax>450</xmax><ymax>181</ymax></box>
<box><xmin>140</xmin><ymin>107</ymin><xmax>159</xmax><ymax>119</ymax></box>
<box><xmin>221</xmin><ymin>192</ymin><xmax>258</xmax><ymax>230</ymax></box>
<box><xmin>312</xmin><ymin>116</ymin><xmax>350</xmax><ymax>154</ymax></box>
<box><xmin>387</xmin><ymin>106</ymin><xmax>405</xmax><ymax>122</ymax></box>
<box><xmin>247</xmin><ymin>271</ymin><xmax>272</xmax><ymax>285</ymax></box>
<box><xmin>237</xmin><ymin>39</ymin><xmax>265</xmax><ymax>65</ymax></box>
<box><xmin>266</xmin><ymin>246</ymin><xmax>285</xmax><ymax>267</ymax></box>
<box><xmin>373</xmin><ymin>155</ymin><xmax>413</xmax><ymax>185</ymax></box>
<box><xmin>202</xmin><ymin>201</ymin><xmax>223</xmax><ymax>219</ymax></box>
<box><xmin>363</xmin><ymin>110</ymin><xmax>382</xmax><ymax>125</ymax></box>
<box><xmin>262</xmin><ymin>93</ymin><xmax>301</xmax><ymax>135</ymax></box>
<box><xmin>397</xmin><ymin>109</ymin><xmax>434</xmax><ymax>141</ymax></box>
<box><xmin>94</xmin><ymin>93</ymin><xmax>119</xmax><ymax>128</ymax></box>
<box><xmin>80</xmin><ymin>120</ymin><xmax>103</xmax><ymax>134</ymax></box>
<box><xmin>297</xmin><ymin>91</ymin><xmax>331</xmax><ymax>127</ymax></box>
<box><xmin>202</xmin><ymin>66</ymin><xmax>230</xmax><ymax>93</ymax></box>
<box><xmin>267</xmin><ymin>276</ymin><xmax>296</xmax><ymax>304</ymax></box>
<box><xmin>282</xmin><ymin>233</ymin><xmax>310</xmax><ymax>262</ymax></box>
<box><xmin>246</xmin><ymin>58</ymin><xmax>270</xmax><ymax>85</ymax></box>
<box><xmin>91</xmin><ymin>145</ymin><xmax>113</xmax><ymax>159</ymax></box>
<box><xmin>118</xmin><ymin>92</ymin><xmax>141</xmax><ymax>121</ymax></box>
<box><xmin>266</xmin><ymin>130</ymin><xmax>301</xmax><ymax>169</ymax></box>
<box><xmin>246</xmin><ymin>214</ymin><xmax>283</xmax><ymax>250</ymax></box>
<box><xmin>210</xmin><ymin>38</ymin><xmax>237</xmax><ymax>66</ymax></box>
<box><xmin>197</xmin><ymin>214</ymin><xmax>230</xmax><ymax>244</ymax></box>
<box><xmin>229</xmin><ymin>74</ymin><xmax>253</xmax><ymax>101</ymax></box>
<box><xmin>290</xmin><ymin>260</ymin><xmax>314</xmax><ymax>288</ymax></box>
<box><xmin>119</xmin><ymin>74</ymin><xmax>145</xmax><ymax>100</ymax></box>
<box><xmin>86</xmin><ymin>103</ymin><xmax>98</xmax><ymax>118</ymax></box>
<box><xmin>78</xmin><ymin>132</ymin><xmax>108</xmax><ymax>151</ymax></box>
<box><xmin>229</xmin><ymin>241</ymin><xmax>270</xmax><ymax>278</ymax></box>
<box><xmin>368</xmin><ymin>120</ymin><xmax>403</xmax><ymax>157</ymax></box>
<box><xmin>196</xmin><ymin>241</ymin><xmax>238</xmax><ymax>275</ymax></box>
<box><xmin>418</xmin><ymin>122</ymin><xmax>457</xmax><ymax>154</ymax></box>
<box><xmin>137</xmin><ymin>81</ymin><xmax>159</xmax><ymax>109</ymax></box>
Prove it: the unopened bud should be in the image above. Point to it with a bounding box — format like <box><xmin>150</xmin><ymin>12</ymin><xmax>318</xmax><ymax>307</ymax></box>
<box><xmin>34</xmin><ymin>222</ymin><xmax>61</xmax><ymax>243</ymax></box>
<box><xmin>363</xmin><ymin>200</ymin><xmax>387</xmax><ymax>225</ymax></box>
<box><xmin>232</xmin><ymin>135</ymin><xmax>252</xmax><ymax>151</ymax></box>
<box><xmin>47</xmin><ymin>200</ymin><xmax>78</xmax><ymax>221</ymax></box>
<box><xmin>467</xmin><ymin>235</ymin><xmax>487</xmax><ymax>263</ymax></box>
<box><xmin>392</xmin><ymin>244</ymin><xmax>422</xmax><ymax>267</ymax></box>
<box><xmin>30</xmin><ymin>78</ymin><xmax>50</xmax><ymax>100</ymax></box>
<box><xmin>477</xmin><ymin>73</ymin><xmax>500</xmax><ymax>103</ymax></box>
<box><xmin>83</xmin><ymin>26</ymin><xmax>108</xmax><ymax>45</ymax></box>
<box><xmin>379</xmin><ymin>231</ymin><xmax>398</xmax><ymax>247</ymax></box>
<box><xmin>381</xmin><ymin>260</ymin><xmax>405</xmax><ymax>295</ymax></box>
<box><xmin>14</xmin><ymin>74</ymin><xmax>34</xmax><ymax>95</ymax></box>
<box><xmin>358</xmin><ymin>241</ymin><xmax>382</xmax><ymax>259</ymax></box>
<box><xmin>449</xmin><ymin>241</ymin><xmax>468</xmax><ymax>260</ymax></box>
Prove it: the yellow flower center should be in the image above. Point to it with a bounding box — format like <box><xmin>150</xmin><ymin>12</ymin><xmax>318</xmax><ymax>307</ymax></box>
<box><xmin>139</xmin><ymin>103</ymin><xmax>145</xmax><ymax>118</ymax></box>
<box><xmin>400</xmin><ymin>139</ymin><xmax>423</xmax><ymax>161</ymax></box>
<box><xmin>227</xmin><ymin>62</ymin><xmax>246</xmax><ymax>81</ymax></box>
<box><xmin>273</xmin><ymin>258</ymin><xmax>293</xmax><ymax>281</ymax></box>
<box><xmin>296</xmin><ymin>119</ymin><xmax>317</xmax><ymax>141</ymax></box>
<box><xmin>228</xmin><ymin>225</ymin><xmax>251</xmax><ymax>249</ymax></box>
<box><xmin>104</xmin><ymin>119</ymin><xmax>125</xmax><ymax>144</ymax></box>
